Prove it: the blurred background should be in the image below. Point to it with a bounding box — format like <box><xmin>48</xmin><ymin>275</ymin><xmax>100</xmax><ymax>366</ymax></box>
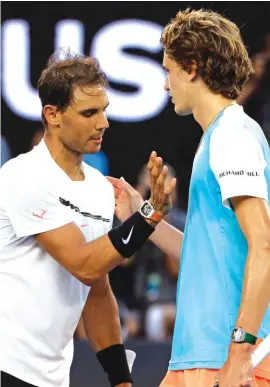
<box><xmin>1</xmin><ymin>1</ymin><xmax>270</xmax><ymax>386</ymax></box>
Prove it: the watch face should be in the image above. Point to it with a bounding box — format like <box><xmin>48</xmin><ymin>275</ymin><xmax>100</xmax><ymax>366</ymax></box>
<box><xmin>141</xmin><ymin>202</ymin><xmax>155</xmax><ymax>218</ymax></box>
<box><xmin>232</xmin><ymin>328</ymin><xmax>245</xmax><ymax>342</ymax></box>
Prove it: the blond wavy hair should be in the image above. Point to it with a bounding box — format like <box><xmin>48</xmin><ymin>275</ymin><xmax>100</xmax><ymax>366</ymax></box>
<box><xmin>161</xmin><ymin>8</ymin><xmax>254</xmax><ymax>99</ymax></box>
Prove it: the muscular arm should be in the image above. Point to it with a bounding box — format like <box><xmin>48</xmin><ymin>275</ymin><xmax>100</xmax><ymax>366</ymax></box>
<box><xmin>231</xmin><ymin>196</ymin><xmax>270</xmax><ymax>343</ymax></box>
<box><xmin>36</xmin><ymin>223</ymin><xmax>125</xmax><ymax>286</ymax></box>
<box><xmin>33</xmin><ymin>156</ymin><xmax>175</xmax><ymax>287</ymax></box>
<box><xmin>82</xmin><ymin>275</ymin><xmax>122</xmax><ymax>351</ymax></box>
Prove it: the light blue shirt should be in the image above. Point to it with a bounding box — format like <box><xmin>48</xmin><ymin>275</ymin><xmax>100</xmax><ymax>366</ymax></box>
<box><xmin>170</xmin><ymin>104</ymin><xmax>270</xmax><ymax>370</ymax></box>
<box><xmin>1</xmin><ymin>136</ymin><xmax>12</xmax><ymax>167</ymax></box>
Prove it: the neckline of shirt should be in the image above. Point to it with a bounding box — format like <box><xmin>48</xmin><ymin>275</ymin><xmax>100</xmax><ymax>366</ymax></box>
<box><xmin>34</xmin><ymin>140</ymin><xmax>88</xmax><ymax>184</ymax></box>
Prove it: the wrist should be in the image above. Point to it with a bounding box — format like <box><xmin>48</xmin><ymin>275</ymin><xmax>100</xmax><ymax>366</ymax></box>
<box><xmin>108</xmin><ymin>212</ymin><xmax>155</xmax><ymax>258</ymax></box>
<box><xmin>231</xmin><ymin>327</ymin><xmax>257</xmax><ymax>345</ymax></box>
<box><xmin>131</xmin><ymin>197</ymin><xmax>144</xmax><ymax>215</ymax></box>
<box><xmin>139</xmin><ymin>200</ymin><xmax>163</xmax><ymax>224</ymax></box>
<box><xmin>144</xmin><ymin>218</ymin><xmax>160</xmax><ymax>228</ymax></box>
<box><xmin>229</xmin><ymin>341</ymin><xmax>254</xmax><ymax>355</ymax></box>
<box><xmin>96</xmin><ymin>344</ymin><xmax>133</xmax><ymax>387</ymax></box>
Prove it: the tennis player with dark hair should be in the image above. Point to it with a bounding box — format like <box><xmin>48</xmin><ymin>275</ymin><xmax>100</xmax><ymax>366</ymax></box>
<box><xmin>109</xmin><ymin>8</ymin><xmax>270</xmax><ymax>387</ymax></box>
<box><xmin>0</xmin><ymin>52</ymin><xmax>176</xmax><ymax>387</ymax></box>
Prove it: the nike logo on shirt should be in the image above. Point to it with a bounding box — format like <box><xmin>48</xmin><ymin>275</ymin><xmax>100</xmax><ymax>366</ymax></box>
<box><xmin>122</xmin><ymin>226</ymin><xmax>134</xmax><ymax>244</ymax></box>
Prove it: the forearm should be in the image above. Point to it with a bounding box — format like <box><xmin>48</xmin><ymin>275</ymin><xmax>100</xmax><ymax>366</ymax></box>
<box><xmin>83</xmin><ymin>280</ymin><xmax>133</xmax><ymax>386</ymax></box>
<box><xmin>83</xmin><ymin>281</ymin><xmax>122</xmax><ymax>351</ymax></box>
<box><xmin>77</xmin><ymin>234</ymin><xmax>124</xmax><ymax>285</ymax></box>
<box><xmin>149</xmin><ymin>220</ymin><xmax>183</xmax><ymax>260</ymax></box>
<box><xmin>73</xmin><ymin>214</ymin><xmax>155</xmax><ymax>285</ymax></box>
<box><xmin>235</xmin><ymin>245</ymin><xmax>270</xmax><ymax>336</ymax></box>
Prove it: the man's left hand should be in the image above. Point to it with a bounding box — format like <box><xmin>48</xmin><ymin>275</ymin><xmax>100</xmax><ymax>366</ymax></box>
<box><xmin>217</xmin><ymin>344</ymin><xmax>254</xmax><ymax>387</ymax></box>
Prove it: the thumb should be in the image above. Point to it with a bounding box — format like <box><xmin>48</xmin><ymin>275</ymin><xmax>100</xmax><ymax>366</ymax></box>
<box><xmin>120</xmin><ymin>177</ymin><xmax>137</xmax><ymax>195</ymax></box>
<box><xmin>106</xmin><ymin>176</ymin><xmax>124</xmax><ymax>190</ymax></box>
<box><xmin>106</xmin><ymin>176</ymin><xmax>115</xmax><ymax>184</ymax></box>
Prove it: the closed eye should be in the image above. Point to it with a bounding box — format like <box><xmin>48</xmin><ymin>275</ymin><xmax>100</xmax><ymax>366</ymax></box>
<box><xmin>81</xmin><ymin>110</ymin><xmax>98</xmax><ymax>118</ymax></box>
<box><xmin>79</xmin><ymin>103</ymin><xmax>109</xmax><ymax>118</ymax></box>
<box><xmin>163</xmin><ymin>66</ymin><xmax>169</xmax><ymax>74</ymax></box>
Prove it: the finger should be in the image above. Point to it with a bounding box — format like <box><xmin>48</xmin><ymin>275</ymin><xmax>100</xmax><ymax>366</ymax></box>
<box><xmin>106</xmin><ymin>176</ymin><xmax>124</xmax><ymax>190</ymax></box>
<box><xmin>156</xmin><ymin>165</ymin><xmax>168</xmax><ymax>191</ymax></box>
<box><xmin>164</xmin><ymin>177</ymin><xmax>177</xmax><ymax>196</ymax></box>
<box><xmin>114</xmin><ymin>186</ymin><xmax>123</xmax><ymax>199</ymax></box>
<box><xmin>106</xmin><ymin>177</ymin><xmax>126</xmax><ymax>199</ymax></box>
<box><xmin>150</xmin><ymin>158</ymin><xmax>164</xmax><ymax>202</ymax></box>
<box><xmin>151</xmin><ymin>157</ymin><xmax>163</xmax><ymax>181</ymax></box>
<box><xmin>120</xmin><ymin>177</ymin><xmax>139</xmax><ymax>198</ymax></box>
<box><xmin>114</xmin><ymin>206</ymin><xmax>121</xmax><ymax>219</ymax></box>
<box><xmin>147</xmin><ymin>151</ymin><xmax>157</xmax><ymax>172</ymax></box>
<box><xmin>106</xmin><ymin>176</ymin><xmax>116</xmax><ymax>185</ymax></box>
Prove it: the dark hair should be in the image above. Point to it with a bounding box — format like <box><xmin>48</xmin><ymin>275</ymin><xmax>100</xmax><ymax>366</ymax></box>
<box><xmin>161</xmin><ymin>8</ymin><xmax>254</xmax><ymax>99</ymax></box>
<box><xmin>37</xmin><ymin>50</ymin><xmax>108</xmax><ymax>126</ymax></box>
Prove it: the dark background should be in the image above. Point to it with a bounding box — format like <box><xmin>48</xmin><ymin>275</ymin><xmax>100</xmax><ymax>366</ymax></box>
<box><xmin>2</xmin><ymin>1</ymin><xmax>270</xmax><ymax>208</ymax></box>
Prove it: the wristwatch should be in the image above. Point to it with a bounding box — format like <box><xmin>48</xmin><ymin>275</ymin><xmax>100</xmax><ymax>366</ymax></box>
<box><xmin>139</xmin><ymin>200</ymin><xmax>162</xmax><ymax>223</ymax></box>
<box><xmin>231</xmin><ymin>327</ymin><xmax>257</xmax><ymax>345</ymax></box>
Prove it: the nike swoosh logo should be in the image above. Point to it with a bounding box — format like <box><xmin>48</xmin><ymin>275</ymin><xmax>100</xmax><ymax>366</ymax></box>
<box><xmin>122</xmin><ymin>226</ymin><xmax>134</xmax><ymax>244</ymax></box>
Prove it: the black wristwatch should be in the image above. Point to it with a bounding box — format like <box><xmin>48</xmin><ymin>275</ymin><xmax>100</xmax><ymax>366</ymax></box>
<box><xmin>231</xmin><ymin>327</ymin><xmax>257</xmax><ymax>345</ymax></box>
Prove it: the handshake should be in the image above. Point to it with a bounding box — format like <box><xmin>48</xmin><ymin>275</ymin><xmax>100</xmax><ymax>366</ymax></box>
<box><xmin>107</xmin><ymin>151</ymin><xmax>177</xmax><ymax>224</ymax></box>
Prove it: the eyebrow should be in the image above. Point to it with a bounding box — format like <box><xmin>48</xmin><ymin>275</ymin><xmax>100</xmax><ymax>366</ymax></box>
<box><xmin>79</xmin><ymin>102</ymin><xmax>110</xmax><ymax>114</ymax></box>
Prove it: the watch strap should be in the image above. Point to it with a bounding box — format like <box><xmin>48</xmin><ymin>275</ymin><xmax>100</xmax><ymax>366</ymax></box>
<box><xmin>231</xmin><ymin>327</ymin><xmax>257</xmax><ymax>345</ymax></box>
<box><xmin>244</xmin><ymin>331</ymin><xmax>257</xmax><ymax>345</ymax></box>
<box><xmin>150</xmin><ymin>210</ymin><xmax>162</xmax><ymax>223</ymax></box>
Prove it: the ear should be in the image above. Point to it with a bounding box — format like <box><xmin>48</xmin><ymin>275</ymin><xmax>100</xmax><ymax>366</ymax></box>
<box><xmin>43</xmin><ymin>105</ymin><xmax>61</xmax><ymax>127</ymax></box>
<box><xmin>188</xmin><ymin>61</ymin><xmax>198</xmax><ymax>81</ymax></box>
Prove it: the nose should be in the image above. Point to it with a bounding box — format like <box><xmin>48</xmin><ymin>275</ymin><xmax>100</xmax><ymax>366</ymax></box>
<box><xmin>164</xmin><ymin>76</ymin><xmax>170</xmax><ymax>92</ymax></box>
<box><xmin>96</xmin><ymin>112</ymin><xmax>110</xmax><ymax>131</ymax></box>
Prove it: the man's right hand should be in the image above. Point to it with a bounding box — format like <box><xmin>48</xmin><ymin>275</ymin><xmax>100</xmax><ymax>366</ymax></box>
<box><xmin>147</xmin><ymin>151</ymin><xmax>176</xmax><ymax>218</ymax></box>
<box><xmin>106</xmin><ymin>176</ymin><xmax>143</xmax><ymax>222</ymax></box>
<box><xmin>107</xmin><ymin>151</ymin><xmax>176</xmax><ymax>222</ymax></box>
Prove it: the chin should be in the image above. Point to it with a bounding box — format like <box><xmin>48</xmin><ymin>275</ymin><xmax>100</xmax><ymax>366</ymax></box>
<box><xmin>174</xmin><ymin>104</ymin><xmax>192</xmax><ymax>116</ymax></box>
<box><xmin>85</xmin><ymin>144</ymin><xmax>101</xmax><ymax>154</ymax></box>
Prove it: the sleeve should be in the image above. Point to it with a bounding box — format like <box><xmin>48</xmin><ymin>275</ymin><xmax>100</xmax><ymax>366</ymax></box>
<box><xmin>209</xmin><ymin>127</ymin><xmax>268</xmax><ymax>209</ymax></box>
<box><xmin>4</xmin><ymin>181</ymin><xmax>75</xmax><ymax>238</ymax></box>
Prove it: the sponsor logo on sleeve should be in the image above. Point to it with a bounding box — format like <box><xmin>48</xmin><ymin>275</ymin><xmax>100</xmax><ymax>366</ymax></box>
<box><xmin>219</xmin><ymin>170</ymin><xmax>260</xmax><ymax>179</ymax></box>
